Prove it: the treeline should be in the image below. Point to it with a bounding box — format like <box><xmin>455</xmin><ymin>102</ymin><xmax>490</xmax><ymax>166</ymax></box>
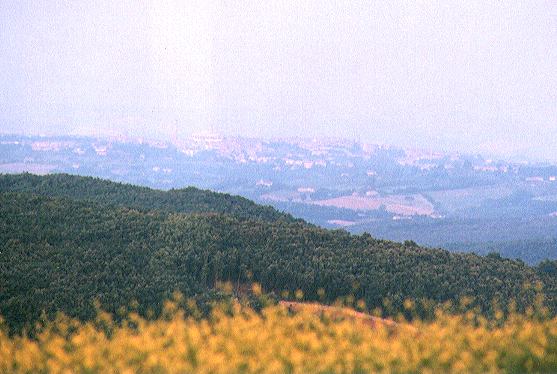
<box><xmin>0</xmin><ymin>174</ymin><xmax>555</xmax><ymax>332</ymax></box>
<box><xmin>444</xmin><ymin>238</ymin><xmax>557</xmax><ymax>265</ymax></box>
<box><xmin>0</xmin><ymin>173</ymin><xmax>295</xmax><ymax>223</ymax></box>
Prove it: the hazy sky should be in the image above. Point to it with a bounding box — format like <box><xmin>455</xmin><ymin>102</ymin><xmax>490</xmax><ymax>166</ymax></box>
<box><xmin>1</xmin><ymin>1</ymin><xmax>556</xmax><ymax>160</ymax></box>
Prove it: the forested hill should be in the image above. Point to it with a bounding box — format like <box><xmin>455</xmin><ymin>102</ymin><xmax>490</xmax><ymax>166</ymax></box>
<box><xmin>0</xmin><ymin>174</ymin><xmax>556</xmax><ymax>332</ymax></box>
<box><xmin>0</xmin><ymin>173</ymin><xmax>295</xmax><ymax>223</ymax></box>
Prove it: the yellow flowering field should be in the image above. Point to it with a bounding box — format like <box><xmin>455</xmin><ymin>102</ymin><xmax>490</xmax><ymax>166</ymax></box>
<box><xmin>1</xmin><ymin>299</ymin><xmax>557</xmax><ymax>373</ymax></box>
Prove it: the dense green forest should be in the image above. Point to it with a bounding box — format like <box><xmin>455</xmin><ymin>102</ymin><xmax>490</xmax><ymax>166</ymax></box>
<box><xmin>0</xmin><ymin>173</ymin><xmax>294</xmax><ymax>223</ymax></box>
<box><xmin>1</xmin><ymin>174</ymin><xmax>556</xmax><ymax>332</ymax></box>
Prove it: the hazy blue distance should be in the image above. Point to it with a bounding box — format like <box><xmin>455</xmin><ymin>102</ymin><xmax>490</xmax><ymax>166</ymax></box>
<box><xmin>1</xmin><ymin>1</ymin><xmax>556</xmax><ymax>161</ymax></box>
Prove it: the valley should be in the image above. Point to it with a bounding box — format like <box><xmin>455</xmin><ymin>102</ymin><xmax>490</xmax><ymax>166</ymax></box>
<box><xmin>2</xmin><ymin>133</ymin><xmax>556</xmax><ymax>263</ymax></box>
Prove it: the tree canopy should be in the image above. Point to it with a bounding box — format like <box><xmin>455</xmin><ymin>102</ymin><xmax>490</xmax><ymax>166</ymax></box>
<box><xmin>0</xmin><ymin>174</ymin><xmax>555</xmax><ymax>332</ymax></box>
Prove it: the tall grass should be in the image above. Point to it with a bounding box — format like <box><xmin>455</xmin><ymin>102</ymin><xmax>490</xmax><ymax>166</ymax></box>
<box><xmin>1</xmin><ymin>293</ymin><xmax>557</xmax><ymax>373</ymax></box>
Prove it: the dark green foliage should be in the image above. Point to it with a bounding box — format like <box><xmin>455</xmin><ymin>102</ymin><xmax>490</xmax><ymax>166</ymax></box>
<box><xmin>0</xmin><ymin>174</ymin><xmax>555</xmax><ymax>333</ymax></box>
<box><xmin>0</xmin><ymin>173</ymin><xmax>295</xmax><ymax>223</ymax></box>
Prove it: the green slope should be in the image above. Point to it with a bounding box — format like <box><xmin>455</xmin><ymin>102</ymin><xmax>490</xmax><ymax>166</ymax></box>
<box><xmin>1</xmin><ymin>176</ymin><xmax>556</xmax><ymax>332</ymax></box>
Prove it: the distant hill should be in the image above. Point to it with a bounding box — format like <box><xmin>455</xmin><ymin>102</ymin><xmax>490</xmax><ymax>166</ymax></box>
<box><xmin>3</xmin><ymin>134</ymin><xmax>557</xmax><ymax>266</ymax></box>
<box><xmin>0</xmin><ymin>174</ymin><xmax>555</xmax><ymax>332</ymax></box>
<box><xmin>443</xmin><ymin>239</ymin><xmax>557</xmax><ymax>265</ymax></box>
